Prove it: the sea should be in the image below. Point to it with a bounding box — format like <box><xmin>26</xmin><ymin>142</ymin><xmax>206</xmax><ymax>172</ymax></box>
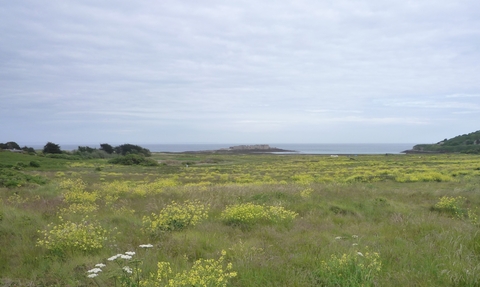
<box><xmin>143</xmin><ymin>143</ymin><xmax>415</xmax><ymax>154</ymax></box>
<box><xmin>36</xmin><ymin>143</ymin><xmax>416</xmax><ymax>154</ymax></box>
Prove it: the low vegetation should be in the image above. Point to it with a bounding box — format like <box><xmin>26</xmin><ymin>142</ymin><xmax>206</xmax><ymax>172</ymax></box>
<box><xmin>411</xmin><ymin>130</ymin><xmax>480</xmax><ymax>154</ymax></box>
<box><xmin>1</xmin><ymin>150</ymin><xmax>480</xmax><ymax>286</ymax></box>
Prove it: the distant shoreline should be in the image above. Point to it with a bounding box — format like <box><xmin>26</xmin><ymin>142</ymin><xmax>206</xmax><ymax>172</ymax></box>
<box><xmin>23</xmin><ymin>143</ymin><xmax>415</xmax><ymax>154</ymax></box>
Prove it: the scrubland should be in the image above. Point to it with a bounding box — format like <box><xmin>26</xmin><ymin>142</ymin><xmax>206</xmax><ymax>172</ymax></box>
<box><xmin>1</xmin><ymin>151</ymin><xmax>480</xmax><ymax>286</ymax></box>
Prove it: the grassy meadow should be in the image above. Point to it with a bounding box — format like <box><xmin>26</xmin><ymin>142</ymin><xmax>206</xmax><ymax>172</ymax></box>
<box><xmin>1</xmin><ymin>150</ymin><xmax>480</xmax><ymax>286</ymax></box>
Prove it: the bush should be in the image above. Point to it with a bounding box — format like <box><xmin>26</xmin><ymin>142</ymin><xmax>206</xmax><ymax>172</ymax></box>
<box><xmin>74</xmin><ymin>149</ymin><xmax>112</xmax><ymax>159</ymax></box>
<box><xmin>22</xmin><ymin>146</ymin><xmax>36</xmax><ymax>154</ymax></box>
<box><xmin>29</xmin><ymin>160</ymin><xmax>40</xmax><ymax>167</ymax></box>
<box><xmin>142</xmin><ymin>200</ymin><xmax>209</xmax><ymax>234</ymax></box>
<box><xmin>108</xmin><ymin>154</ymin><xmax>159</xmax><ymax>166</ymax></box>
<box><xmin>0</xmin><ymin>168</ymin><xmax>48</xmax><ymax>187</ymax></box>
<box><xmin>114</xmin><ymin>144</ymin><xmax>151</xmax><ymax>157</ymax></box>
<box><xmin>45</xmin><ymin>153</ymin><xmax>81</xmax><ymax>160</ymax></box>
<box><xmin>13</xmin><ymin>162</ymin><xmax>27</xmax><ymax>170</ymax></box>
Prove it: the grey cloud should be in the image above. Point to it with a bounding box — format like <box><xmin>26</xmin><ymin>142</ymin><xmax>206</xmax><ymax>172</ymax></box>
<box><xmin>1</xmin><ymin>0</ymin><xmax>479</xmax><ymax>143</ymax></box>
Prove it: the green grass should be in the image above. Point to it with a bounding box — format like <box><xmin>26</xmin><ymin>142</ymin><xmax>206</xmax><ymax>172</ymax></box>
<box><xmin>1</xmin><ymin>151</ymin><xmax>480</xmax><ymax>286</ymax></box>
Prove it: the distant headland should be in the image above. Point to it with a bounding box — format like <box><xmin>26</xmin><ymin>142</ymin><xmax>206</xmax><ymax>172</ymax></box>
<box><xmin>403</xmin><ymin>130</ymin><xmax>480</xmax><ymax>154</ymax></box>
<box><xmin>182</xmin><ymin>144</ymin><xmax>296</xmax><ymax>154</ymax></box>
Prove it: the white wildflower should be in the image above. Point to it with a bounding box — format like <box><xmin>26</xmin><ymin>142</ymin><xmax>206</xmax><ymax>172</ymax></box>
<box><xmin>121</xmin><ymin>254</ymin><xmax>132</xmax><ymax>259</ymax></box>
<box><xmin>87</xmin><ymin>268</ymin><xmax>102</xmax><ymax>273</ymax></box>
<box><xmin>352</xmin><ymin>243</ymin><xmax>358</xmax><ymax>246</ymax></box>
<box><xmin>357</xmin><ymin>252</ymin><xmax>364</xmax><ymax>257</ymax></box>
<box><xmin>108</xmin><ymin>255</ymin><xmax>120</xmax><ymax>261</ymax></box>
<box><xmin>125</xmin><ymin>251</ymin><xmax>135</xmax><ymax>256</ymax></box>
<box><xmin>335</xmin><ymin>236</ymin><xmax>342</xmax><ymax>240</ymax></box>
<box><xmin>352</xmin><ymin>235</ymin><xmax>358</xmax><ymax>239</ymax></box>
<box><xmin>87</xmin><ymin>273</ymin><xmax>98</xmax><ymax>278</ymax></box>
<box><xmin>95</xmin><ymin>263</ymin><xmax>106</xmax><ymax>268</ymax></box>
<box><xmin>139</xmin><ymin>244</ymin><xmax>153</xmax><ymax>248</ymax></box>
<box><xmin>123</xmin><ymin>266</ymin><xmax>133</xmax><ymax>274</ymax></box>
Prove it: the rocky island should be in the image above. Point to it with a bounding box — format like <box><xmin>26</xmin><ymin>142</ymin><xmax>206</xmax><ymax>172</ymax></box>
<box><xmin>184</xmin><ymin>144</ymin><xmax>296</xmax><ymax>154</ymax></box>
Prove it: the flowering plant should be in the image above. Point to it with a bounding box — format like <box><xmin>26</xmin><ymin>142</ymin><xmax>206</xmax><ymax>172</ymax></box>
<box><xmin>142</xmin><ymin>200</ymin><xmax>209</xmax><ymax>234</ymax></box>
<box><xmin>221</xmin><ymin>203</ymin><xmax>297</xmax><ymax>227</ymax></box>
<box><xmin>318</xmin><ymin>249</ymin><xmax>381</xmax><ymax>286</ymax></box>
<box><xmin>144</xmin><ymin>250</ymin><xmax>236</xmax><ymax>287</ymax></box>
<box><xmin>37</xmin><ymin>216</ymin><xmax>108</xmax><ymax>255</ymax></box>
<box><xmin>87</xmin><ymin>244</ymin><xmax>154</xmax><ymax>286</ymax></box>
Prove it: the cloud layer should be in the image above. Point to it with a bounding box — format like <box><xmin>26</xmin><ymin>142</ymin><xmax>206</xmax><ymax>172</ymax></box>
<box><xmin>1</xmin><ymin>0</ymin><xmax>479</xmax><ymax>144</ymax></box>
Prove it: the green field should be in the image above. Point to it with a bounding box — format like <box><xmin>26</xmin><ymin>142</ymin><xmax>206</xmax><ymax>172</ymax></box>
<box><xmin>1</xmin><ymin>151</ymin><xmax>480</xmax><ymax>286</ymax></box>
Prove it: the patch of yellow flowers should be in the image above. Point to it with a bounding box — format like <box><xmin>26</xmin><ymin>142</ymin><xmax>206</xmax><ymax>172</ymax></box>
<box><xmin>59</xmin><ymin>202</ymin><xmax>98</xmax><ymax>215</ymax></box>
<box><xmin>221</xmin><ymin>203</ymin><xmax>297</xmax><ymax>226</ymax></box>
<box><xmin>60</xmin><ymin>179</ymin><xmax>98</xmax><ymax>204</ymax></box>
<box><xmin>142</xmin><ymin>200</ymin><xmax>209</xmax><ymax>234</ymax></box>
<box><xmin>37</xmin><ymin>215</ymin><xmax>108</xmax><ymax>254</ymax></box>
<box><xmin>142</xmin><ymin>250</ymin><xmax>236</xmax><ymax>287</ymax></box>
<box><xmin>434</xmin><ymin>196</ymin><xmax>468</xmax><ymax>219</ymax></box>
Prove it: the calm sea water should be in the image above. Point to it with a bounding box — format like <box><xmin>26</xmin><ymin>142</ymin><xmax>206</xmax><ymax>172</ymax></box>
<box><xmin>30</xmin><ymin>143</ymin><xmax>415</xmax><ymax>154</ymax></box>
<box><xmin>140</xmin><ymin>143</ymin><xmax>415</xmax><ymax>154</ymax></box>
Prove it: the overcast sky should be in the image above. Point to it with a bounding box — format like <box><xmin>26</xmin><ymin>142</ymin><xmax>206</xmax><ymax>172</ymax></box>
<box><xmin>1</xmin><ymin>1</ymin><xmax>479</xmax><ymax>145</ymax></box>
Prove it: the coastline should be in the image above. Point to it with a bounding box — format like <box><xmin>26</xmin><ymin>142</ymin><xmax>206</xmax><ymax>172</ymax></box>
<box><xmin>25</xmin><ymin>143</ymin><xmax>416</xmax><ymax>154</ymax></box>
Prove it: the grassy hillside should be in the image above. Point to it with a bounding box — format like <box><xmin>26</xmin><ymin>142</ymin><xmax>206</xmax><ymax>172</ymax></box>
<box><xmin>1</xmin><ymin>150</ymin><xmax>480</xmax><ymax>286</ymax></box>
<box><xmin>411</xmin><ymin>130</ymin><xmax>480</xmax><ymax>154</ymax></box>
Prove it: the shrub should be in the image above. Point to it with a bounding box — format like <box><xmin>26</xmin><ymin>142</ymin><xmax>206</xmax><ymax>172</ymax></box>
<box><xmin>46</xmin><ymin>153</ymin><xmax>81</xmax><ymax>160</ymax></box>
<box><xmin>0</xmin><ymin>168</ymin><xmax>48</xmax><ymax>187</ymax></box>
<box><xmin>221</xmin><ymin>203</ymin><xmax>297</xmax><ymax>227</ymax></box>
<box><xmin>13</xmin><ymin>162</ymin><xmax>27</xmax><ymax>170</ymax></box>
<box><xmin>29</xmin><ymin>160</ymin><xmax>40</xmax><ymax>167</ymax></box>
<box><xmin>37</xmin><ymin>216</ymin><xmax>109</xmax><ymax>255</ymax></box>
<box><xmin>317</xmin><ymin>249</ymin><xmax>382</xmax><ymax>286</ymax></box>
<box><xmin>142</xmin><ymin>200</ymin><xmax>209</xmax><ymax>234</ymax></box>
<box><xmin>114</xmin><ymin>144</ymin><xmax>152</xmax><ymax>157</ymax></box>
<box><xmin>75</xmin><ymin>149</ymin><xmax>112</xmax><ymax>159</ymax></box>
<box><xmin>22</xmin><ymin>146</ymin><xmax>36</xmax><ymax>154</ymax></box>
<box><xmin>108</xmin><ymin>154</ymin><xmax>159</xmax><ymax>166</ymax></box>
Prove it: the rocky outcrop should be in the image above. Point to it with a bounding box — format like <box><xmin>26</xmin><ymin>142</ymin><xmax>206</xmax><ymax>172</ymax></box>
<box><xmin>228</xmin><ymin>145</ymin><xmax>277</xmax><ymax>151</ymax></box>
<box><xmin>184</xmin><ymin>145</ymin><xmax>295</xmax><ymax>154</ymax></box>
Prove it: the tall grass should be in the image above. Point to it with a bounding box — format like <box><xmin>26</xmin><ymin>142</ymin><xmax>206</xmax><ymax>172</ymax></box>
<box><xmin>1</xmin><ymin>152</ymin><xmax>480</xmax><ymax>286</ymax></box>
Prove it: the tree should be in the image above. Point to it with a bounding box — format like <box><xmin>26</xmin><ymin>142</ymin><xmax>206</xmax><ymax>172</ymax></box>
<box><xmin>0</xmin><ymin>141</ymin><xmax>21</xmax><ymax>150</ymax></box>
<box><xmin>43</xmin><ymin>142</ymin><xmax>62</xmax><ymax>154</ymax></box>
<box><xmin>114</xmin><ymin>144</ymin><xmax>151</xmax><ymax>157</ymax></box>
<box><xmin>100</xmin><ymin>143</ymin><xmax>114</xmax><ymax>154</ymax></box>
<box><xmin>22</xmin><ymin>146</ymin><xmax>36</xmax><ymax>154</ymax></box>
<box><xmin>77</xmin><ymin>146</ymin><xmax>96</xmax><ymax>153</ymax></box>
